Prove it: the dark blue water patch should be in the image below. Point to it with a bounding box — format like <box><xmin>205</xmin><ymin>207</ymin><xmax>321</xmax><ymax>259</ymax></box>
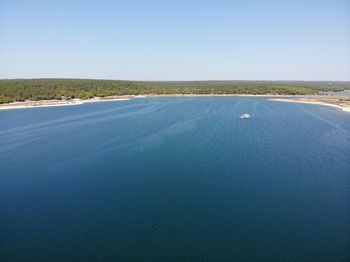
<box><xmin>1</xmin><ymin>97</ymin><xmax>349</xmax><ymax>261</ymax></box>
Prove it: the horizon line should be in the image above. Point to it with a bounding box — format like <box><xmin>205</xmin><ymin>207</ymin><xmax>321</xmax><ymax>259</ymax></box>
<box><xmin>1</xmin><ymin>78</ymin><xmax>349</xmax><ymax>83</ymax></box>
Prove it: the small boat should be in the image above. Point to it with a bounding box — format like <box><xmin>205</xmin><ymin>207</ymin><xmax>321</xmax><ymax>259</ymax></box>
<box><xmin>240</xmin><ymin>113</ymin><xmax>251</xmax><ymax>119</ymax></box>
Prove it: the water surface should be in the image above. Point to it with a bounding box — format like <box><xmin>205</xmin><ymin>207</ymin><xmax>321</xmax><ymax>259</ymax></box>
<box><xmin>1</xmin><ymin>98</ymin><xmax>349</xmax><ymax>261</ymax></box>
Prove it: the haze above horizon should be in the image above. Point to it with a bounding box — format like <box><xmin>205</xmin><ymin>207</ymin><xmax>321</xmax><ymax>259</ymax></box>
<box><xmin>1</xmin><ymin>0</ymin><xmax>349</xmax><ymax>81</ymax></box>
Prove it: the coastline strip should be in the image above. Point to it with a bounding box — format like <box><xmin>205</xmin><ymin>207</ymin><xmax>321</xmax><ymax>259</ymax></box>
<box><xmin>0</xmin><ymin>94</ymin><xmax>296</xmax><ymax>111</ymax></box>
<box><xmin>0</xmin><ymin>97</ymin><xmax>131</xmax><ymax>111</ymax></box>
<box><xmin>1</xmin><ymin>94</ymin><xmax>350</xmax><ymax>113</ymax></box>
<box><xmin>269</xmin><ymin>98</ymin><xmax>350</xmax><ymax>113</ymax></box>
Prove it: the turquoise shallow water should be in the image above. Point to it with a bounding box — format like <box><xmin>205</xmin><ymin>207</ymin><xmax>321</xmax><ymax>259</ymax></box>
<box><xmin>1</xmin><ymin>97</ymin><xmax>350</xmax><ymax>261</ymax></box>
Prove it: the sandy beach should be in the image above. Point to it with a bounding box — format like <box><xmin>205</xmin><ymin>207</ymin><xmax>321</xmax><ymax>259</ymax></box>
<box><xmin>0</xmin><ymin>96</ymin><xmax>133</xmax><ymax>110</ymax></box>
<box><xmin>269</xmin><ymin>97</ymin><xmax>350</xmax><ymax>112</ymax></box>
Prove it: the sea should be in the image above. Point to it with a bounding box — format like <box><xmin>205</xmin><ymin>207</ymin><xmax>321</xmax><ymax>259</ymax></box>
<box><xmin>1</xmin><ymin>97</ymin><xmax>349</xmax><ymax>261</ymax></box>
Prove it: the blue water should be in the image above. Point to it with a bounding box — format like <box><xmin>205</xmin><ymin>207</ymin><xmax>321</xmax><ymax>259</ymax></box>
<box><xmin>1</xmin><ymin>98</ymin><xmax>350</xmax><ymax>261</ymax></box>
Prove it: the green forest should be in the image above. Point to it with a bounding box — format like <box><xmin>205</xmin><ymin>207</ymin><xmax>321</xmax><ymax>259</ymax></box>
<box><xmin>0</xmin><ymin>79</ymin><xmax>349</xmax><ymax>104</ymax></box>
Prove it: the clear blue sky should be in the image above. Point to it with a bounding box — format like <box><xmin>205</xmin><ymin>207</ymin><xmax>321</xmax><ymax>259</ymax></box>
<box><xmin>1</xmin><ymin>0</ymin><xmax>349</xmax><ymax>81</ymax></box>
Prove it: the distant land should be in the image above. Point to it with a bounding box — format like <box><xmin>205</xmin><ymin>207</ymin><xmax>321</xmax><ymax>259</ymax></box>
<box><xmin>1</xmin><ymin>79</ymin><xmax>350</xmax><ymax>104</ymax></box>
<box><xmin>0</xmin><ymin>79</ymin><xmax>350</xmax><ymax>112</ymax></box>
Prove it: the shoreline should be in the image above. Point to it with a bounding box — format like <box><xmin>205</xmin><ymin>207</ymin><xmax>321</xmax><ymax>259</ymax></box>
<box><xmin>0</xmin><ymin>96</ymin><xmax>134</xmax><ymax>111</ymax></box>
<box><xmin>0</xmin><ymin>94</ymin><xmax>349</xmax><ymax>112</ymax></box>
<box><xmin>0</xmin><ymin>94</ymin><xmax>300</xmax><ymax>111</ymax></box>
<box><xmin>269</xmin><ymin>97</ymin><xmax>350</xmax><ymax>113</ymax></box>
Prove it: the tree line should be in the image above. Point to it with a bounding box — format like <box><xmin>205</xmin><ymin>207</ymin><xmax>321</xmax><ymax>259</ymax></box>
<box><xmin>0</xmin><ymin>79</ymin><xmax>348</xmax><ymax>104</ymax></box>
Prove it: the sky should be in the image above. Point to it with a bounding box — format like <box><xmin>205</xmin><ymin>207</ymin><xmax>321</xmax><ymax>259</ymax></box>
<box><xmin>0</xmin><ymin>0</ymin><xmax>349</xmax><ymax>81</ymax></box>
